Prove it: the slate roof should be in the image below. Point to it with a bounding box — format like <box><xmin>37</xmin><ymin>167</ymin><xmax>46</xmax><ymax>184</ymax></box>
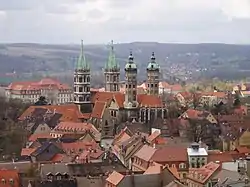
<box><xmin>31</xmin><ymin>142</ymin><xmax>63</xmax><ymax>159</ymax></box>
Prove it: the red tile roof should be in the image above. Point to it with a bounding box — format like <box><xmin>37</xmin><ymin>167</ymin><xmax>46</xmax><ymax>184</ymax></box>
<box><xmin>61</xmin><ymin>141</ymin><xmax>99</xmax><ymax>154</ymax></box>
<box><xmin>235</xmin><ymin>146</ymin><xmax>250</xmax><ymax>154</ymax></box>
<box><xmin>91</xmin><ymin>101</ymin><xmax>106</xmax><ymax>119</ymax></box>
<box><xmin>51</xmin><ymin>154</ymin><xmax>65</xmax><ymax>163</ymax></box>
<box><xmin>91</xmin><ymin>91</ymin><xmax>114</xmax><ymax>104</ymax></box>
<box><xmin>28</xmin><ymin>133</ymin><xmax>53</xmax><ymax>142</ymax></box>
<box><xmin>207</xmin><ymin>152</ymin><xmax>234</xmax><ymax>163</ymax></box>
<box><xmin>147</xmin><ymin>131</ymin><xmax>161</xmax><ymax>143</ymax></box>
<box><xmin>113</xmin><ymin>127</ymin><xmax>132</xmax><ymax>146</ymax></box>
<box><xmin>21</xmin><ymin>148</ymin><xmax>36</xmax><ymax>156</ymax></box>
<box><xmin>181</xmin><ymin>109</ymin><xmax>204</xmax><ymax>119</ymax></box>
<box><xmin>0</xmin><ymin>169</ymin><xmax>20</xmax><ymax>187</ymax></box>
<box><xmin>137</xmin><ymin>94</ymin><xmax>163</xmax><ymax>107</ymax></box>
<box><xmin>6</xmin><ymin>78</ymin><xmax>70</xmax><ymax>91</ymax></box>
<box><xmin>92</xmin><ymin>91</ymin><xmax>125</xmax><ymax>108</ymax></box>
<box><xmin>134</xmin><ymin>145</ymin><xmax>157</xmax><ymax>162</ymax></box>
<box><xmin>106</xmin><ymin>171</ymin><xmax>124</xmax><ymax>186</ymax></box>
<box><xmin>92</xmin><ymin>91</ymin><xmax>163</xmax><ymax>109</ymax></box>
<box><xmin>113</xmin><ymin>93</ymin><xmax>125</xmax><ymax>108</ymax></box>
<box><xmin>201</xmin><ymin>92</ymin><xmax>226</xmax><ymax>98</ymax></box>
<box><xmin>151</xmin><ymin>147</ymin><xmax>188</xmax><ymax>163</ymax></box>
<box><xmin>177</xmin><ymin>92</ymin><xmax>193</xmax><ymax>99</ymax></box>
<box><xmin>77</xmin><ymin>149</ymin><xmax>104</xmax><ymax>162</ymax></box>
<box><xmin>144</xmin><ymin>162</ymin><xmax>163</xmax><ymax>175</ymax></box>
<box><xmin>19</xmin><ymin>104</ymin><xmax>83</xmax><ymax>122</ymax></box>
<box><xmin>234</xmin><ymin>105</ymin><xmax>247</xmax><ymax>115</ymax></box>
<box><xmin>54</xmin><ymin>122</ymin><xmax>99</xmax><ymax>134</ymax></box>
<box><xmin>168</xmin><ymin>167</ymin><xmax>180</xmax><ymax>180</ymax></box>
<box><xmin>187</xmin><ymin>162</ymin><xmax>220</xmax><ymax>184</ymax></box>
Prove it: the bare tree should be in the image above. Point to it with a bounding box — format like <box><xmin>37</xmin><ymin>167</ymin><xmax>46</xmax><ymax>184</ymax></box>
<box><xmin>186</xmin><ymin>119</ymin><xmax>203</xmax><ymax>142</ymax></box>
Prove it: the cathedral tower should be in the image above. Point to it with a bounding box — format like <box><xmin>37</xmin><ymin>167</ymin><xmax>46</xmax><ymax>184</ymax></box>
<box><xmin>146</xmin><ymin>52</ymin><xmax>160</xmax><ymax>96</ymax></box>
<box><xmin>124</xmin><ymin>51</ymin><xmax>138</xmax><ymax>110</ymax></box>
<box><xmin>74</xmin><ymin>40</ymin><xmax>92</xmax><ymax>113</ymax></box>
<box><xmin>104</xmin><ymin>40</ymin><xmax>120</xmax><ymax>92</ymax></box>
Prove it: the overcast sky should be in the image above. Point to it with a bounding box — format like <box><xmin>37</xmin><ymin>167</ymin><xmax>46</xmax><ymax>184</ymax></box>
<box><xmin>0</xmin><ymin>0</ymin><xmax>250</xmax><ymax>44</ymax></box>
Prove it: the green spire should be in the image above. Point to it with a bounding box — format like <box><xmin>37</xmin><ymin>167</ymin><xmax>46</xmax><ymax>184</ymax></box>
<box><xmin>105</xmin><ymin>40</ymin><xmax>119</xmax><ymax>71</ymax></box>
<box><xmin>76</xmin><ymin>40</ymin><xmax>90</xmax><ymax>70</ymax></box>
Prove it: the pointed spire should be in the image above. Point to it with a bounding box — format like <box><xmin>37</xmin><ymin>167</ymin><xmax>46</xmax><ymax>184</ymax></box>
<box><xmin>105</xmin><ymin>40</ymin><xmax>119</xmax><ymax>71</ymax></box>
<box><xmin>76</xmin><ymin>40</ymin><xmax>90</xmax><ymax>71</ymax></box>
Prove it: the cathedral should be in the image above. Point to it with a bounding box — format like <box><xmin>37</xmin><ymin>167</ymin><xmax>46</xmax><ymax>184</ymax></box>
<box><xmin>73</xmin><ymin>40</ymin><xmax>166</xmax><ymax>136</ymax></box>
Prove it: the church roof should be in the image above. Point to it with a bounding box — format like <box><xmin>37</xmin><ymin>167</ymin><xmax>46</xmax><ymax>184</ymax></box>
<box><xmin>105</xmin><ymin>40</ymin><xmax>119</xmax><ymax>71</ymax></box>
<box><xmin>125</xmin><ymin>51</ymin><xmax>137</xmax><ymax>70</ymax></box>
<box><xmin>147</xmin><ymin>52</ymin><xmax>160</xmax><ymax>71</ymax></box>
<box><xmin>75</xmin><ymin>40</ymin><xmax>90</xmax><ymax>71</ymax></box>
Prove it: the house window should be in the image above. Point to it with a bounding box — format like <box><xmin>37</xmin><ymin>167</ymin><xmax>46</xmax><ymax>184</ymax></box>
<box><xmin>183</xmin><ymin>173</ymin><xmax>187</xmax><ymax>178</ymax></box>
<box><xmin>79</xmin><ymin>87</ymin><xmax>83</xmax><ymax>92</ymax></box>
<box><xmin>171</xmin><ymin>164</ymin><xmax>176</xmax><ymax>168</ymax></box>
<box><xmin>1</xmin><ymin>179</ymin><xmax>6</xmax><ymax>184</ymax></box>
<box><xmin>191</xmin><ymin>163</ymin><xmax>195</xmax><ymax>168</ymax></box>
<box><xmin>79</xmin><ymin>97</ymin><xmax>83</xmax><ymax>101</ymax></box>
<box><xmin>179</xmin><ymin>163</ymin><xmax>186</xmax><ymax>169</ymax></box>
<box><xmin>79</xmin><ymin>77</ymin><xmax>83</xmax><ymax>83</ymax></box>
<box><xmin>9</xmin><ymin>179</ymin><xmax>14</xmax><ymax>185</ymax></box>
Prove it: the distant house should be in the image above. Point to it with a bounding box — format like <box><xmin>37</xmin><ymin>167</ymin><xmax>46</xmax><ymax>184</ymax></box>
<box><xmin>199</xmin><ymin>92</ymin><xmax>227</xmax><ymax>107</ymax></box>
<box><xmin>187</xmin><ymin>143</ymin><xmax>208</xmax><ymax>168</ymax></box>
<box><xmin>5</xmin><ymin>78</ymin><xmax>73</xmax><ymax>104</ymax></box>
<box><xmin>112</xmin><ymin>133</ymin><xmax>145</xmax><ymax>169</ymax></box>
<box><xmin>50</xmin><ymin>122</ymin><xmax>100</xmax><ymax>142</ymax></box>
<box><xmin>150</xmin><ymin>146</ymin><xmax>188</xmax><ymax>183</ymax></box>
<box><xmin>186</xmin><ymin>162</ymin><xmax>220</xmax><ymax>187</ymax></box>
<box><xmin>105</xmin><ymin>164</ymin><xmax>178</xmax><ymax>187</ymax></box>
<box><xmin>0</xmin><ymin>169</ymin><xmax>20</xmax><ymax>187</ymax></box>
<box><xmin>30</xmin><ymin>142</ymin><xmax>64</xmax><ymax>162</ymax></box>
<box><xmin>132</xmin><ymin>145</ymin><xmax>157</xmax><ymax>172</ymax></box>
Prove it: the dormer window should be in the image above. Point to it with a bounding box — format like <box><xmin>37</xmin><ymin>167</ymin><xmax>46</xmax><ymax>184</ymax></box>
<box><xmin>1</xmin><ymin>179</ymin><xmax>6</xmax><ymax>184</ymax></box>
<box><xmin>9</xmin><ymin>178</ymin><xmax>14</xmax><ymax>185</ymax></box>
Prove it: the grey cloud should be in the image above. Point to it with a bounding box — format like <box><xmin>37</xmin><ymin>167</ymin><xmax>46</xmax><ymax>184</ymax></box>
<box><xmin>86</xmin><ymin>9</ymin><xmax>104</xmax><ymax>19</ymax></box>
<box><xmin>0</xmin><ymin>0</ymin><xmax>38</xmax><ymax>10</ymax></box>
<box><xmin>0</xmin><ymin>0</ymin><xmax>250</xmax><ymax>44</ymax></box>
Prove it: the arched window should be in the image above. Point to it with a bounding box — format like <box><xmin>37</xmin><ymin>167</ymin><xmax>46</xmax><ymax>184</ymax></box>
<box><xmin>87</xmin><ymin>76</ymin><xmax>90</xmax><ymax>82</ymax></box>
<box><xmin>79</xmin><ymin>77</ymin><xmax>82</xmax><ymax>83</ymax></box>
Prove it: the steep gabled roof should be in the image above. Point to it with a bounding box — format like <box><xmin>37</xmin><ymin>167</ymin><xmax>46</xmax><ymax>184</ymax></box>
<box><xmin>91</xmin><ymin>101</ymin><xmax>106</xmax><ymax>119</ymax></box>
<box><xmin>19</xmin><ymin>104</ymin><xmax>83</xmax><ymax>122</ymax></box>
